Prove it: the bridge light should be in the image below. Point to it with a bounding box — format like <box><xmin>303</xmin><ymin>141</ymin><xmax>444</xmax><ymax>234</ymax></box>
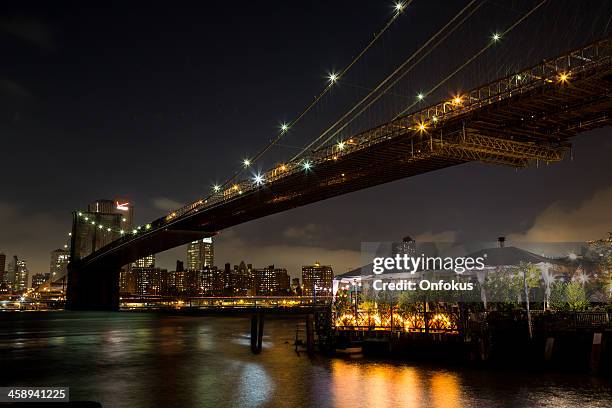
<box><xmin>492</xmin><ymin>32</ymin><xmax>501</xmax><ymax>42</ymax></box>
<box><xmin>417</xmin><ymin>93</ymin><xmax>424</xmax><ymax>101</ymax></box>
<box><xmin>146</xmin><ymin>224</ymin><xmax>151</xmax><ymax>230</ymax></box>
<box><xmin>91</xmin><ymin>221</ymin><xmax>95</xmax><ymax>225</ymax></box>
<box><xmin>417</xmin><ymin>122</ymin><xmax>427</xmax><ymax>132</ymax></box>
<box><xmin>452</xmin><ymin>95</ymin><xmax>463</xmax><ymax>105</ymax></box>
<box><xmin>303</xmin><ymin>161</ymin><xmax>312</xmax><ymax>171</ymax></box>
<box><xmin>77</xmin><ymin>212</ymin><xmax>83</xmax><ymax>216</ymax></box>
<box><xmin>68</xmin><ymin>232</ymin><xmax>72</xmax><ymax>236</ymax></box>
<box><xmin>107</xmin><ymin>228</ymin><xmax>111</xmax><ymax>232</ymax></box>
<box><xmin>328</xmin><ymin>72</ymin><xmax>338</xmax><ymax>84</ymax></box>
<box><xmin>279</xmin><ymin>164</ymin><xmax>287</xmax><ymax>171</ymax></box>
<box><xmin>64</xmin><ymin>244</ymin><xmax>68</xmax><ymax>248</ymax></box>
<box><xmin>132</xmin><ymin>229</ymin><xmax>138</xmax><ymax>234</ymax></box>
<box><xmin>394</xmin><ymin>2</ymin><xmax>405</xmax><ymax>12</ymax></box>
<box><xmin>280</xmin><ymin>122</ymin><xmax>289</xmax><ymax>132</ymax></box>
<box><xmin>558</xmin><ymin>72</ymin><xmax>570</xmax><ymax>84</ymax></box>
<box><xmin>432</xmin><ymin>116</ymin><xmax>438</xmax><ymax>122</ymax></box>
<box><xmin>243</xmin><ymin>159</ymin><xmax>251</xmax><ymax>167</ymax></box>
<box><xmin>337</xmin><ymin>141</ymin><xmax>345</xmax><ymax>150</ymax></box>
<box><xmin>253</xmin><ymin>174</ymin><xmax>264</xmax><ymax>185</ymax></box>
<box><xmin>516</xmin><ymin>74</ymin><xmax>522</xmax><ymax>81</ymax></box>
<box><xmin>120</xmin><ymin>230</ymin><xmax>125</xmax><ymax>234</ymax></box>
<box><xmin>98</xmin><ymin>225</ymin><xmax>103</xmax><ymax>229</ymax></box>
<box><xmin>232</xmin><ymin>184</ymin><xmax>239</xmax><ymax>190</ymax></box>
<box><xmin>213</xmin><ymin>184</ymin><xmax>221</xmax><ymax>192</ymax></box>
<box><xmin>84</xmin><ymin>216</ymin><xmax>88</xmax><ymax>221</ymax></box>
<box><xmin>122</xmin><ymin>218</ymin><xmax>127</xmax><ymax>222</ymax></box>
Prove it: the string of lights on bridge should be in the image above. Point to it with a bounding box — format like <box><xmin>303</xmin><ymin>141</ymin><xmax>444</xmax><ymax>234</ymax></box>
<box><xmin>207</xmin><ymin>1</ymin><xmax>412</xmax><ymax>197</ymax></box>
<box><xmin>164</xmin><ymin>0</ymin><xmax>573</xmax><ymax>227</ymax></box>
<box><xmin>65</xmin><ymin>0</ymin><xmax>576</xmax><ymax>243</ymax></box>
<box><xmin>215</xmin><ymin>0</ymin><xmax>539</xmax><ymax>192</ymax></box>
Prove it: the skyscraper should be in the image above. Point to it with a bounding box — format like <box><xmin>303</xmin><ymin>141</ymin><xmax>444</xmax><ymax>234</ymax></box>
<box><xmin>6</xmin><ymin>255</ymin><xmax>18</xmax><ymax>287</ymax></box>
<box><xmin>50</xmin><ymin>249</ymin><xmax>70</xmax><ymax>281</ymax></box>
<box><xmin>16</xmin><ymin>259</ymin><xmax>28</xmax><ymax>292</ymax></box>
<box><xmin>186</xmin><ymin>238</ymin><xmax>214</xmax><ymax>270</ymax></box>
<box><xmin>302</xmin><ymin>262</ymin><xmax>334</xmax><ymax>295</ymax></box>
<box><xmin>72</xmin><ymin>199</ymin><xmax>133</xmax><ymax>261</ymax></box>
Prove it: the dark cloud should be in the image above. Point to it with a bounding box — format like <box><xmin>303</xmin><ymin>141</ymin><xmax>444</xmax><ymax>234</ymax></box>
<box><xmin>0</xmin><ymin>16</ymin><xmax>55</xmax><ymax>51</ymax></box>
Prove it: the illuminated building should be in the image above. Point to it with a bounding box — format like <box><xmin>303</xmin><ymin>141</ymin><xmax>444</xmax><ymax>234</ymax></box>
<box><xmin>32</xmin><ymin>273</ymin><xmax>50</xmax><ymax>288</ymax></box>
<box><xmin>232</xmin><ymin>261</ymin><xmax>254</xmax><ymax>295</ymax></box>
<box><xmin>187</xmin><ymin>238</ymin><xmax>214</xmax><ymax>270</ymax></box>
<box><xmin>16</xmin><ymin>259</ymin><xmax>29</xmax><ymax>292</ymax></box>
<box><xmin>132</xmin><ymin>254</ymin><xmax>155</xmax><ymax>268</ymax></box>
<box><xmin>302</xmin><ymin>262</ymin><xmax>333</xmax><ymax>295</ymax></box>
<box><xmin>254</xmin><ymin>265</ymin><xmax>290</xmax><ymax>295</ymax></box>
<box><xmin>134</xmin><ymin>267</ymin><xmax>167</xmax><ymax>295</ymax></box>
<box><xmin>50</xmin><ymin>249</ymin><xmax>70</xmax><ymax>281</ymax></box>
<box><xmin>72</xmin><ymin>198</ymin><xmax>133</xmax><ymax>261</ymax></box>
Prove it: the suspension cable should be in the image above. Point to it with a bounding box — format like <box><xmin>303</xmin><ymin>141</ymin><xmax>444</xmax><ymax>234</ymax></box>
<box><xmin>292</xmin><ymin>0</ymin><xmax>482</xmax><ymax>159</ymax></box>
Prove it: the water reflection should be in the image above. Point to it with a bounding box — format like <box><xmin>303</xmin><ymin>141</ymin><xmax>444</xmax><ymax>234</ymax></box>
<box><xmin>332</xmin><ymin>360</ymin><xmax>463</xmax><ymax>408</ymax></box>
<box><xmin>0</xmin><ymin>312</ymin><xmax>610</xmax><ymax>408</ymax></box>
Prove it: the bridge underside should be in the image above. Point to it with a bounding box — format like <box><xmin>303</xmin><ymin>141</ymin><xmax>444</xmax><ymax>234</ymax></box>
<box><xmin>67</xmin><ymin>41</ymin><xmax>612</xmax><ymax>310</ymax></box>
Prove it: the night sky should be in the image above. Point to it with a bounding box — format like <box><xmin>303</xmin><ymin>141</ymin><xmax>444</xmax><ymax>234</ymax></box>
<box><xmin>1</xmin><ymin>1</ymin><xmax>611</xmax><ymax>278</ymax></box>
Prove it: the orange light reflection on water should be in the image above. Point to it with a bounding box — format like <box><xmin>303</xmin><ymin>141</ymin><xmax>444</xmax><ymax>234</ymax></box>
<box><xmin>331</xmin><ymin>359</ymin><xmax>462</xmax><ymax>408</ymax></box>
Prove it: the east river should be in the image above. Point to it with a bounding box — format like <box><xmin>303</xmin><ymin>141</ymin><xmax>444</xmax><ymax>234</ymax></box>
<box><xmin>0</xmin><ymin>312</ymin><xmax>610</xmax><ymax>407</ymax></box>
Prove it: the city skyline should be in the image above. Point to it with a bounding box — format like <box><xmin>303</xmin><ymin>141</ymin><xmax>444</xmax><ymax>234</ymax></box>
<box><xmin>1</xmin><ymin>1</ymin><xmax>611</xmax><ymax>276</ymax></box>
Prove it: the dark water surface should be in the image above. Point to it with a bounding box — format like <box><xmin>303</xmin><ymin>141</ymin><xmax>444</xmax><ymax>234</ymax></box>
<box><xmin>0</xmin><ymin>312</ymin><xmax>610</xmax><ymax>407</ymax></box>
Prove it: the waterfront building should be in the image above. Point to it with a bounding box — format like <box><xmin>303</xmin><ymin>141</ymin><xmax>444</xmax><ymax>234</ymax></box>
<box><xmin>254</xmin><ymin>265</ymin><xmax>290</xmax><ymax>295</ymax></box>
<box><xmin>134</xmin><ymin>267</ymin><xmax>167</xmax><ymax>296</ymax></box>
<box><xmin>187</xmin><ymin>238</ymin><xmax>214</xmax><ymax>270</ymax></box>
<box><xmin>302</xmin><ymin>262</ymin><xmax>334</xmax><ymax>295</ymax></box>
<box><xmin>32</xmin><ymin>273</ymin><xmax>50</xmax><ymax>288</ymax></box>
<box><xmin>232</xmin><ymin>261</ymin><xmax>254</xmax><ymax>295</ymax></box>
<box><xmin>50</xmin><ymin>249</ymin><xmax>70</xmax><ymax>281</ymax></box>
<box><xmin>16</xmin><ymin>259</ymin><xmax>28</xmax><ymax>292</ymax></box>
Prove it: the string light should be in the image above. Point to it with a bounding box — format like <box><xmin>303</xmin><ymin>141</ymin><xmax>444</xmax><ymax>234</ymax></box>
<box><xmin>280</xmin><ymin>123</ymin><xmax>289</xmax><ymax>132</ymax></box>
<box><xmin>417</xmin><ymin>93</ymin><xmax>424</xmax><ymax>101</ymax></box>
<box><xmin>558</xmin><ymin>72</ymin><xmax>570</xmax><ymax>84</ymax></box>
<box><xmin>492</xmin><ymin>32</ymin><xmax>501</xmax><ymax>42</ymax></box>
<box><xmin>213</xmin><ymin>184</ymin><xmax>221</xmax><ymax>192</ymax></box>
<box><xmin>328</xmin><ymin>72</ymin><xmax>339</xmax><ymax>83</ymax></box>
<box><xmin>303</xmin><ymin>161</ymin><xmax>312</xmax><ymax>171</ymax></box>
<box><xmin>337</xmin><ymin>141</ymin><xmax>346</xmax><ymax>150</ymax></box>
<box><xmin>395</xmin><ymin>2</ymin><xmax>405</xmax><ymax>12</ymax></box>
<box><xmin>253</xmin><ymin>174</ymin><xmax>265</xmax><ymax>185</ymax></box>
<box><xmin>243</xmin><ymin>159</ymin><xmax>251</xmax><ymax>167</ymax></box>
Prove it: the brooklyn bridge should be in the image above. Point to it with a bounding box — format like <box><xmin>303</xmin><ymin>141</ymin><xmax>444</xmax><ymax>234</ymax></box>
<box><xmin>66</xmin><ymin>7</ymin><xmax>612</xmax><ymax>310</ymax></box>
